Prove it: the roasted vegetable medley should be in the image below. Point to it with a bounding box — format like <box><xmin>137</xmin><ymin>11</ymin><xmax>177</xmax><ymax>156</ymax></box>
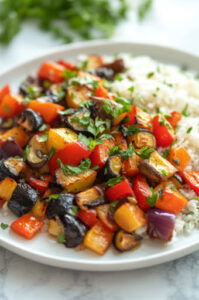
<box><xmin>0</xmin><ymin>55</ymin><xmax>198</xmax><ymax>255</ymax></box>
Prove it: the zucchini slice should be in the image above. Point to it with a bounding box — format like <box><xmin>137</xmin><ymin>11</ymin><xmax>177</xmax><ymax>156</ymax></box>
<box><xmin>75</xmin><ymin>186</ymin><xmax>104</xmax><ymax>210</ymax></box>
<box><xmin>56</xmin><ymin>169</ymin><xmax>97</xmax><ymax>193</ymax></box>
<box><xmin>113</xmin><ymin>230</ymin><xmax>143</xmax><ymax>252</ymax></box>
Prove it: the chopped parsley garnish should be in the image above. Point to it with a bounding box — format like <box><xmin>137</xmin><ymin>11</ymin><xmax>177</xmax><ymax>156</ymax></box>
<box><xmin>58</xmin><ymin>158</ymin><xmax>91</xmax><ymax>175</ymax></box>
<box><xmin>56</xmin><ymin>234</ymin><xmax>66</xmax><ymax>244</ymax></box>
<box><xmin>194</xmin><ymin>197</ymin><xmax>199</xmax><ymax>201</ymax></box>
<box><xmin>186</xmin><ymin>211</ymin><xmax>194</xmax><ymax>216</ymax></box>
<box><xmin>48</xmin><ymin>194</ymin><xmax>59</xmax><ymax>199</ymax></box>
<box><xmin>38</xmin><ymin>124</ymin><xmax>48</xmax><ymax>132</ymax></box>
<box><xmin>0</xmin><ymin>223</ymin><xmax>9</xmax><ymax>230</ymax></box>
<box><xmin>23</xmin><ymin>145</ymin><xmax>30</xmax><ymax>161</ymax></box>
<box><xmin>147</xmin><ymin>72</ymin><xmax>154</xmax><ymax>78</ymax></box>
<box><xmin>121</xmin><ymin>125</ymin><xmax>141</xmax><ymax>136</ymax></box>
<box><xmin>186</xmin><ymin>127</ymin><xmax>193</xmax><ymax>134</ymax></box>
<box><xmin>146</xmin><ymin>188</ymin><xmax>158</xmax><ymax>206</ymax></box>
<box><xmin>109</xmin><ymin>201</ymin><xmax>119</xmax><ymax>214</ymax></box>
<box><xmin>181</xmin><ymin>104</ymin><xmax>190</xmax><ymax>117</ymax></box>
<box><xmin>62</xmin><ymin>69</ymin><xmax>77</xmax><ymax>80</ymax></box>
<box><xmin>106</xmin><ymin>176</ymin><xmax>123</xmax><ymax>187</ymax></box>
<box><xmin>48</xmin><ymin>147</ymin><xmax>56</xmax><ymax>159</ymax></box>
<box><xmin>136</xmin><ymin>146</ymin><xmax>154</xmax><ymax>159</ymax></box>
<box><xmin>58</xmin><ymin>108</ymin><xmax>76</xmax><ymax>115</ymax></box>
<box><xmin>161</xmin><ymin>169</ymin><xmax>167</xmax><ymax>176</ymax></box>
<box><xmin>37</xmin><ymin>132</ymin><xmax>49</xmax><ymax>142</ymax></box>
<box><xmin>162</xmin><ymin>149</ymin><xmax>170</xmax><ymax>158</ymax></box>
<box><xmin>68</xmin><ymin>206</ymin><xmax>79</xmax><ymax>216</ymax></box>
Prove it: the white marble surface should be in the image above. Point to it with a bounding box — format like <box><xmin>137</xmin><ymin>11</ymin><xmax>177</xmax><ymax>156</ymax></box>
<box><xmin>0</xmin><ymin>0</ymin><xmax>199</xmax><ymax>299</ymax></box>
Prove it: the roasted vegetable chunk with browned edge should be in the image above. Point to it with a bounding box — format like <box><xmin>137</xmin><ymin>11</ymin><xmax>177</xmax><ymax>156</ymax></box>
<box><xmin>17</xmin><ymin>109</ymin><xmax>43</xmax><ymax>132</ymax></box>
<box><xmin>60</xmin><ymin>214</ymin><xmax>86</xmax><ymax>248</ymax></box>
<box><xmin>8</xmin><ymin>182</ymin><xmax>38</xmax><ymax>217</ymax></box>
<box><xmin>46</xmin><ymin>193</ymin><xmax>75</xmax><ymax>219</ymax></box>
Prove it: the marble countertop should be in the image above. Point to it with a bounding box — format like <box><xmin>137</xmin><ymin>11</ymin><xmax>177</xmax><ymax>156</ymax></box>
<box><xmin>0</xmin><ymin>0</ymin><xmax>199</xmax><ymax>299</ymax></box>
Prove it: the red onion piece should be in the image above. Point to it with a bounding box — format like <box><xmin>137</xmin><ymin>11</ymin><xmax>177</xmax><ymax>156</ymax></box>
<box><xmin>0</xmin><ymin>140</ymin><xmax>24</xmax><ymax>159</ymax></box>
<box><xmin>147</xmin><ymin>208</ymin><xmax>176</xmax><ymax>242</ymax></box>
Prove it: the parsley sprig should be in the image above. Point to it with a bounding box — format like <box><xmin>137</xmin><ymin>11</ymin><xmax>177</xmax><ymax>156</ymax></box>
<box><xmin>58</xmin><ymin>158</ymin><xmax>91</xmax><ymax>175</ymax></box>
<box><xmin>146</xmin><ymin>188</ymin><xmax>158</xmax><ymax>206</ymax></box>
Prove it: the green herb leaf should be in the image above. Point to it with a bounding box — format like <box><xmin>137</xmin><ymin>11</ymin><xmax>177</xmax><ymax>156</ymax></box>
<box><xmin>147</xmin><ymin>72</ymin><xmax>154</xmax><ymax>78</ymax></box>
<box><xmin>162</xmin><ymin>149</ymin><xmax>170</xmax><ymax>158</ymax></box>
<box><xmin>62</xmin><ymin>69</ymin><xmax>77</xmax><ymax>80</ymax></box>
<box><xmin>37</xmin><ymin>132</ymin><xmax>48</xmax><ymax>142</ymax></box>
<box><xmin>48</xmin><ymin>194</ymin><xmax>59</xmax><ymax>199</ymax></box>
<box><xmin>0</xmin><ymin>222</ymin><xmax>9</xmax><ymax>230</ymax></box>
<box><xmin>23</xmin><ymin>145</ymin><xmax>30</xmax><ymax>161</ymax></box>
<box><xmin>58</xmin><ymin>158</ymin><xmax>91</xmax><ymax>175</ymax></box>
<box><xmin>122</xmin><ymin>125</ymin><xmax>141</xmax><ymax>136</ymax></box>
<box><xmin>138</xmin><ymin>0</ymin><xmax>153</xmax><ymax>21</ymax></box>
<box><xmin>181</xmin><ymin>104</ymin><xmax>190</xmax><ymax>117</ymax></box>
<box><xmin>48</xmin><ymin>147</ymin><xmax>56</xmax><ymax>159</ymax></box>
<box><xmin>106</xmin><ymin>176</ymin><xmax>123</xmax><ymax>187</ymax></box>
<box><xmin>58</xmin><ymin>108</ymin><xmax>76</xmax><ymax>115</ymax></box>
<box><xmin>146</xmin><ymin>188</ymin><xmax>158</xmax><ymax>206</ymax></box>
<box><xmin>56</xmin><ymin>234</ymin><xmax>66</xmax><ymax>244</ymax></box>
<box><xmin>186</xmin><ymin>127</ymin><xmax>193</xmax><ymax>134</ymax></box>
<box><xmin>68</xmin><ymin>205</ymin><xmax>79</xmax><ymax>216</ymax></box>
<box><xmin>109</xmin><ymin>201</ymin><xmax>119</xmax><ymax>214</ymax></box>
<box><xmin>38</xmin><ymin>124</ymin><xmax>48</xmax><ymax>132</ymax></box>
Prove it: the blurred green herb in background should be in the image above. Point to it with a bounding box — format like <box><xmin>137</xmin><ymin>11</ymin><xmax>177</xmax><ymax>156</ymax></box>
<box><xmin>0</xmin><ymin>0</ymin><xmax>153</xmax><ymax>45</ymax></box>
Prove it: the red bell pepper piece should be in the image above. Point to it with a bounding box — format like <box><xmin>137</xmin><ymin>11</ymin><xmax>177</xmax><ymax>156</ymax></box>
<box><xmin>112</xmin><ymin>131</ymin><xmax>127</xmax><ymax>150</ymax></box>
<box><xmin>181</xmin><ymin>171</ymin><xmax>199</xmax><ymax>195</ymax></box>
<box><xmin>94</xmin><ymin>84</ymin><xmax>111</xmax><ymax>99</ymax></box>
<box><xmin>28</xmin><ymin>101</ymin><xmax>64</xmax><ymax>123</ymax></box>
<box><xmin>166</xmin><ymin>111</ymin><xmax>182</xmax><ymax>129</ymax></box>
<box><xmin>57</xmin><ymin>60</ymin><xmax>76</xmax><ymax>71</ymax></box>
<box><xmin>0</xmin><ymin>199</ymin><xmax>4</xmax><ymax>207</ymax></box>
<box><xmin>38</xmin><ymin>61</ymin><xmax>65</xmax><ymax>83</ymax></box>
<box><xmin>49</xmin><ymin>141</ymin><xmax>91</xmax><ymax>174</ymax></box>
<box><xmin>132</xmin><ymin>174</ymin><xmax>151</xmax><ymax>211</ymax></box>
<box><xmin>0</xmin><ymin>94</ymin><xmax>23</xmax><ymax>118</ymax></box>
<box><xmin>78</xmin><ymin>210</ymin><xmax>97</xmax><ymax>227</ymax></box>
<box><xmin>124</xmin><ymin>106</ymin><xmax>136</xmax><ymax>126</ymax></box>
<box><xmin>27</xmin><ymin>176</ymin><xmax>51</xmax><ymax>193</ymax></box>
<box><xmin>11</xmin><ymin>214</ymin><xmax>44</xmax><ymax>239</ymax></box>
<box><xmin>0</xmin><ymin>85</ymin><xmax>10</xmax><ymax>102</ymax></box>
<box><xmin>105</xmin><ymin>179</ymin><xmax>133</xmax><ymax>203</ymax></box>
<box><xmin>90</xmin><ymin>144</ymin><xmax>109</xmax><ymax>168</ymax></box>
<box><xmin>152</xmin><ymin>115</ymin><xmax>176</xmax><ymax>147</ymax></box>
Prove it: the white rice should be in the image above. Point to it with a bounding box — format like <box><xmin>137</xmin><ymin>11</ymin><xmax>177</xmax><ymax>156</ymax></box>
<box><xmin>107</xmin><ymin>54</ymin><xmax>199</xmax><ymax>237</ymax></box>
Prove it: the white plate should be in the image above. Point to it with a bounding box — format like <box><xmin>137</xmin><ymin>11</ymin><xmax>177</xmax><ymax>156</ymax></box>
<box><xmin>1</xmin><ymin>40</ymin><xmax>199</xmax><ymax>271</ymax></box>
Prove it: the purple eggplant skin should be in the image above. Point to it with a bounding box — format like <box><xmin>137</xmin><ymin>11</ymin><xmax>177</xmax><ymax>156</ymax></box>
<box><xmin>60</xmin><ymin>214</ymin><xmax>86</xmax><ymax>248</ymax></box>
<box><xmin>94</xmin><ymin>59</ymin><xmax>125</xmax><ymax>81</ymax></box>
<box><xmin>17</xmin><ymin>109</ymin><xmax>43</xmax><ymax>132</ymax></box>
<box><xmin>0</xmin><ymin>140</ymin><xmax>23</xmax><ymax>159</ymax></box>
<box><xmin>46</xmin><ymin>193</ymin><xmax>75</xmax><ymax>219</ymax></box>
<box><xmin>147</xmin><ymin>208</ymin><xmax>176</xmax><ymax>242</ymax></box>
<box><xmin>8</xmin><ymin>182</ymin><xmax>38</xmax><ymax>217</ymax></box>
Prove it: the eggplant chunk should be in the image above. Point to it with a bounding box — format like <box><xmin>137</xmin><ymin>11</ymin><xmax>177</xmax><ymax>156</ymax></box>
<box><xmin>0</xmin><ymin>158</ymin><xmax>25</xmax><ymax>181</ymax></box>
<box><xmin>113</xmin><ymin>230</ymin><xmax>143</xmax><ymax>252</ymax></box>
<box><xmin>0</xmin><ymin>140</ymin><xmax>23</xmax><ymax>159</ymax></box>
<box><xmin>17</xmin><ymin>109</ymin><xmax>43</xmax><ymax>132</ymax></box>
<box><xmin>133</xmin><ymin>131</ymin><xmax>156</xmax><ymax>149</ymax></box>
<box><xmin>138</xmin><ymin>151</ymin><xmax>177</xmax><ymax>184</ymax></box>
<box><xmin>26</xmin><ymin>134</ymin><xmax>48</xmax><ymax>169</ymax></box>
<box><xmin>56</xmin><ymin>169</ymin><xmax>97</xmax><ymax>193</ymax></box>
<box><xmin>75</xmin><ymin>186</ymin><xmax>104</xmax><ymax>210</ymax></box>
<box><xmin>101</xmin><ymin>155</ymin><xmax>122</xmax><ymax>180</ymax></box>
<box><xmin>19</xmin><ymin>76</ymin><xmax>42</xmax><ymax>98</ymax></box>
<box><xmin>8</xmin><ymin>182</ymin><xmax>38</xmax><ymax>217</ymax></box>
<box><xmin>60</xmin><ymin>214</ymin><xmax>86</xmax><ymax>248</ymax></box>
<box><xmin>46</xmin><ymin>193</ymin><xmax>75</xmax><ymax>219</ymax></box>
<box><xmin>171</xmin><ymin>173</ymin><xmax>185</xmax><ymax>189</ymax></box>
<box><xmin>94</xmin><ymin>59</ymin><xmax>125</xmax><ymax>81</ymax></box>
<box><xmin>63</xmin><ymin>110</ymin><xmax>92</xmax><ymax>136</ymax></box>
<box><xmin>0</xmin><ymin>117</ymin><xmax>16</xmax><ymax>130</ymax></box>
<box><xmin>66</xmin><ymin>85</ymin><xmax>89</xmax><ymax>109</ymax></box>
<box><xmin>90</xmin><ymin>97</ymin><xmax>119</xmax><ymax>119</ymax></box>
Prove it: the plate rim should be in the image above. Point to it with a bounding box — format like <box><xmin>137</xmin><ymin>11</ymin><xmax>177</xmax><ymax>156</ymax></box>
<box><xmin>1</xmin><ymin>39</ymin><xmax>199</xmax><ymax>271</ymax></box>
